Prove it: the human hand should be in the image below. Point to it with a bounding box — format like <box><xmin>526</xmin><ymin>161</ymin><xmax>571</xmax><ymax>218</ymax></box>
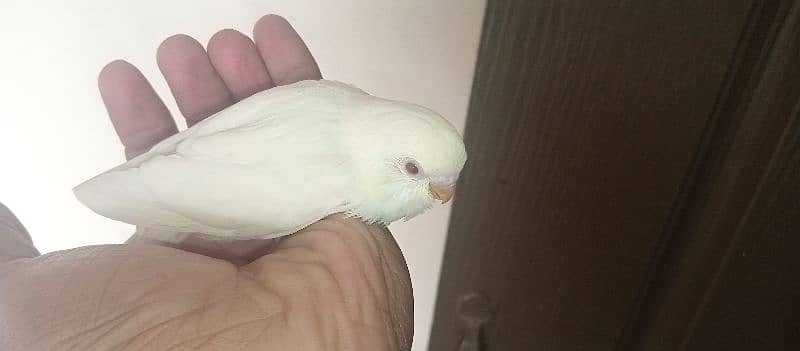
<box><xmin>0</xmin><ymin>15</ymin><xmax>413</xmax><ymax>351</ymax></box>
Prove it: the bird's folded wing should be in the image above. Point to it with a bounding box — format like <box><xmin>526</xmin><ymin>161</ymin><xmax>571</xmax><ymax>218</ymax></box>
<box><xmin>74</xmin><ymin>79</ymin><xmax>362</xmax><ymax>238</ymax></box>
<box><xmin>75</xmin><ymin>154</ymin><xmax>349</xmax><ymax>238</ymax></box>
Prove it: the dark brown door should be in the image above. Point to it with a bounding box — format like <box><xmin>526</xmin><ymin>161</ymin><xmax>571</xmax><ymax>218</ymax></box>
<box><xmin>429</xmin><ymin>1</ymin><xmax>800</xmax><ymax>350</ymax></box>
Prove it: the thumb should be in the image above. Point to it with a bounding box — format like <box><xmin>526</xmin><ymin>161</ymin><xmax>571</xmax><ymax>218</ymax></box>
<box><xmin>247</xmin><ymin>215</ymin><xmax>415</xmax><ymax>350</ymax></box>
<box><xmin>0</xmin><ymin>203</ymin><xmax>40</xmax><ymax>263</ymax></box>
<box><xmin>126</xmin><ymin>229</ymin><xmax>281</xmax><ymax>266</ymax></box>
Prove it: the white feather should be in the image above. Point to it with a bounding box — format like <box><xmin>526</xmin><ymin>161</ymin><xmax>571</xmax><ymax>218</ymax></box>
<box><xmin>74</xmin><ymin>80</ymin><xmax>466</xmax><ymax>240</ymax></box>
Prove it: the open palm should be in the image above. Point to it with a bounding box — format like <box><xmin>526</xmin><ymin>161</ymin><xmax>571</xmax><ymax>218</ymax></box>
<box><xmin>0</xmin><ymin>15</ymin><xmax>412</xmax><ymax>351</ymax></box>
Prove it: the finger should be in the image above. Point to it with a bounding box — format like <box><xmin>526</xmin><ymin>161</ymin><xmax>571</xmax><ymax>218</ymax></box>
<box><xmin>98</xmin><ymin>60</ymin><xmax>178</xmax><ymax>160</ymax></box>
<box><xmin>207</xmin><ymin>29</ymin><xmax>274</xmax><ymax>100</ymax></box>
<box><xmin>253</xmin><ymin>15</ymin><xmax>322</xmax><ymax>85</ymax></box>
<box><xmin>157</xmin><ymin>34</ymin><xmax>234</xmax><ymax>126</ymax></box>
<box><xmin>247</xmin><ymin>216</ymin><xmax>414</xmax><ymax>349</ymax></box>
<box><xmin>1</xmin><ymin>244</ymin><xmax>259</xmax><ymax>350</ymax></box>
<box><xmin>0</xmin><ymin>202</ymin><xmax>39</xmax><ymax>262</ymax></box>
<box><xmin>126</xmin><ymin>232</ymin><xmax>280</xmax><ymax>266</ymax></box>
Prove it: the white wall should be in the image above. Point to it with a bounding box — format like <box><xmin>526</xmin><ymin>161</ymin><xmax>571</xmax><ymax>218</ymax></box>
<box><xmin>0</xmin><ymin>1</ymin><xmax>485</xmax><ymax>349</ymax></box>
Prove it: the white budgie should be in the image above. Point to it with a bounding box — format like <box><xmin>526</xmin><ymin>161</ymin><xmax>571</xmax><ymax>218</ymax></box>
<box><xmin>74</xmin><ymin>79</ymin><xmax>467</xmax><ymax>242</ymax></box>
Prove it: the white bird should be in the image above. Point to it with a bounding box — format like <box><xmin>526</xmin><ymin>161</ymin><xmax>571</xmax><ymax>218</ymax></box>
<box><xmin>74</xmin><ymin>79</ymin><xmax>467</xmax><ymax>242</ymax></box>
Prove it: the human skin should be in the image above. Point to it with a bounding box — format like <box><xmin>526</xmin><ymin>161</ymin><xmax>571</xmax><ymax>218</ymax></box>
<box><xmin>0</xmin><ymin>15</ymin><xmax>413</xmax><ymax>351</ymax></box>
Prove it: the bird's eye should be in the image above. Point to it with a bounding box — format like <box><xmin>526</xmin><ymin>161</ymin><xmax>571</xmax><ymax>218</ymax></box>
<box><xmin>404</xmin><ymin>161</ymin><xmax>420</xmax><ymax>175</ymax></box>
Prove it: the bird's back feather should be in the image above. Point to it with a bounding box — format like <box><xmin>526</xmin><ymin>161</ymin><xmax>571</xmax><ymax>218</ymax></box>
<box><xmin>75</xmin><ymin>80</ymin><xmax>365</xmax><ymax>239</ymax></box>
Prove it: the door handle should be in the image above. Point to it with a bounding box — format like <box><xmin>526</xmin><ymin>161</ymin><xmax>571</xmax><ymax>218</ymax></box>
<box><xmin>457</xmin><ymin>293</ymin><xmax>492</xmax><ymax>351</ymax></box>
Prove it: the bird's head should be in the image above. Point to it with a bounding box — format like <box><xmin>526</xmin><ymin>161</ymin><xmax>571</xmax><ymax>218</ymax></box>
<box><xmin>343</xmin><ymin>96</ymin><xmax>467</xmax><ymax>225</ymax></box>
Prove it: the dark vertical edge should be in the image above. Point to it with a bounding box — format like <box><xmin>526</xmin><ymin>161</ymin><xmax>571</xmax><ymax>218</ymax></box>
<box><xmin>427</xmin><ymin>1</ymin><xmax>494</xmax><ymax>349</ymax></box>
